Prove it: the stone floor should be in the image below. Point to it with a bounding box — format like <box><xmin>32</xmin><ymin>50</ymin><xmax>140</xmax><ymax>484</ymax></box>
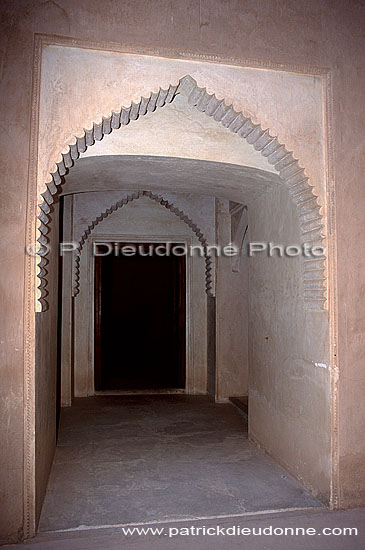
<box><xmin>38</xmin><ymin>395</ymin><xmax>321</xmax><ymax>533</ymax></box>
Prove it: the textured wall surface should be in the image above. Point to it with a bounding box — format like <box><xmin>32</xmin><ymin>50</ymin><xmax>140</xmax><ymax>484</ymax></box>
<box><xmin>0</xmin><ymin>0</ymin><xmax>364</xmax><ymax>543</ymax></box>
<box><xmin>248</xmin><ymin>185</ymin><xmax>331</xmax><ymax>500</ymax></box>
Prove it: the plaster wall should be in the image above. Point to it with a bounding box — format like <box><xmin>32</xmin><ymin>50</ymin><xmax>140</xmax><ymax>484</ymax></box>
<box><xmin>206</xmin><ymin>296</ymin><xmax>216</xmax><ymax>398</ymax></box>
<box><xmin>34</xmin><ymin>203</ymin><xmax>60</xmax><ymax>524</ymax></box>
<box><xmin>1</xmin><ymin>0</ymin><xmax>365</xmax><ymax>543</ymax></box>
<box><xmin>60</xmin><ymin>195</ymin><xmax>73</xmax><ymax>407</ymax></box>
<box><xmin>248</xmin><ymin>185</ymin><xmax>331</xmax><ymax>500</ymax></box>
<box><xmin>72</xmin><ymin>193</ymin><xmax>214</xmax><ymax>396</ymax></box>
<box><xmin>215</xmin><ymin>199</ymin><xmax>248</xmax><ymax>401</ymax></box>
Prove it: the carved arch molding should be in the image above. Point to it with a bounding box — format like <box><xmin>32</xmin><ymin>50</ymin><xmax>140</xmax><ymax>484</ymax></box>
<box><xmin>37</xmin><ymin>75</ymin><xmax>326</xmax><ymax>311</ymax></box>
<box><xmin>73</xmin><ymin>190</ymin><xmax>213</xmax><ymax>296</ymax></box>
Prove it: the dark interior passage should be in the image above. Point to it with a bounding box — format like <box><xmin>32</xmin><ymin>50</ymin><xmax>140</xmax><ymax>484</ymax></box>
<box><xmin>94</xmin><ymin>243</ymin><xmax>186</xmax><ymax>390</ymax></box>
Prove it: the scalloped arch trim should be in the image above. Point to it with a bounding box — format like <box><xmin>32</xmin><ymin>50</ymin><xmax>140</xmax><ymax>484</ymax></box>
<box><xmin>72</xmin><ymin>190</ymin><xmax>213</xmax><ymax>297</ymax></box>
<box><xmin>36</xmin><ymin>74</ymin><xmax>326</xmax><ymax>311</ymax></box>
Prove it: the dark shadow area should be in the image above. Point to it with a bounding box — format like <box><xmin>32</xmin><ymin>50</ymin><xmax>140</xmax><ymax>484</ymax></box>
<box><xmin>94</xmin><ymin>243</ymin><xmax>186</xmax><ymax>390</ymax></box>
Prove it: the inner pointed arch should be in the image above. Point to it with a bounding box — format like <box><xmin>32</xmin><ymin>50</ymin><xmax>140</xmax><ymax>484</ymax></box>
<box><xmin>72</xmin><ymin>191</ymin><xmax>213</xmax><ymax>298</ymax></box>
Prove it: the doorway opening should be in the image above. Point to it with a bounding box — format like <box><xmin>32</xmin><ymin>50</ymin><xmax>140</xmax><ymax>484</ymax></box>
<box><xmin>94</xmin><ymin>242</ymin><xmax>186</xmax><ymax>392</ymax></box>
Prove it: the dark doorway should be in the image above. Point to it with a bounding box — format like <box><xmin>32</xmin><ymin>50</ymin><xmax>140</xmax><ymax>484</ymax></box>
<box><xmin>94</xmin><ymin>243</ymin><xmax>186</xmax><ymax>391</ymax></box>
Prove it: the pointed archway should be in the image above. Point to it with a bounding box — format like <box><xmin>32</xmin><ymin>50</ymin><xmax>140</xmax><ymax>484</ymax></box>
<box><xmin>35</xmin><ymin>75</ymin><xmax>326</xmax><ymax>312</ymax></box>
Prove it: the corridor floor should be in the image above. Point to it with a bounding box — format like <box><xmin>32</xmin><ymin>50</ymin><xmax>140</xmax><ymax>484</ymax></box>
<box><xmin>39</xmin><ymin>395</ymin><xmax>321</xmax><ymax>532</ymax></box>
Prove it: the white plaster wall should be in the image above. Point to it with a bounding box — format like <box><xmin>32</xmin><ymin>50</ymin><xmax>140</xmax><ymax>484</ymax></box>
<box><xmin>248</xmin><ymin>185</ymin><xmax>331</xmax><ymax>500</ymax></box>
<box><xmin>72</xmin><ymin>193</ymin><xmax>214</xmax><ymax>396</ymax></box>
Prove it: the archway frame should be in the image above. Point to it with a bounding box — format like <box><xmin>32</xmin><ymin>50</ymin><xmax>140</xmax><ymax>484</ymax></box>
<box><xmin>23</xmin><ymin>35</ymin><xmax>339</xmax><ymax>539</ymax></box>
<box><xmin>36</xmin><ymin>73</ymin><xmax>326</xmax><ymax>312</ymax></box>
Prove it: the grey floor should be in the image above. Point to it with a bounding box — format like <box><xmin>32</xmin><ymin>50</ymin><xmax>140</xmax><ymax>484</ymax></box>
<box><xmin>38</xmin><ymin>395</ymin><xmax>321</xmax><ymax>533</ymax></box>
